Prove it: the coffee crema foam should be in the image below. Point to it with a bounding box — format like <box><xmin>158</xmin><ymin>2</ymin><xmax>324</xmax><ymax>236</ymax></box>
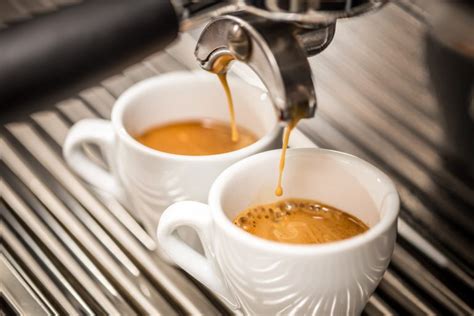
<box><xmin>233</xmin><ymin>198</ymin><xmax>369</xmax><ymax>244</ymax></box>
<box><xmin>135</xmin><ymin>119</ymin><xmax>257</xmax><ymax>156</ymax></box>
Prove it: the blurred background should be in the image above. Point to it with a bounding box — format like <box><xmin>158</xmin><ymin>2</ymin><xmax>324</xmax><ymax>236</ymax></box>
<box><xmin>1</xmin><ymin>0</ymin><xmax>473</xmax><ymax>315</ymax></box>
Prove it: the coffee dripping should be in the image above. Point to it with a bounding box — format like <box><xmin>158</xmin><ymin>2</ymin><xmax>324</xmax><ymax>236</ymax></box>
<box><xmin>199</xmin><ymin>37</ymin><xmax>369</xmax><ymax>244</ymax></box>
<box><xmin>211</xmin><ymin>55</ymin><xmax>240</xmax><ymax>142</ymax></box>
<box><xmin>188</xmin><ymin>1</ymin><xmax>387</xmax><ymax>242</ymax></box>
<box><xmin>207</xmin><ymin>51</ymin><xmax>302</xmax><ymax>195</ymax></box>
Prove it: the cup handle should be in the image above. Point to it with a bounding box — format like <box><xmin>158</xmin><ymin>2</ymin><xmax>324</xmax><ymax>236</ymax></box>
<box><xmin>63</xmin><ymin>119</ymin><xmax>126</xmax><ymax>204</ymax></box>
<box><xmin>157</xmin><ymin>201</ymin><xmax>235</xmax><ymax>304</ymax></box>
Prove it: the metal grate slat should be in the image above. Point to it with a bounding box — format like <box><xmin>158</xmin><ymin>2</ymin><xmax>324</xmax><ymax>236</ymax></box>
<box><xmin>0</xmin><ymin>247</ymin><xmax>51</xmax><ymax>316</ymax></box>
<box><xmin>1</xmin><ymin>176</ymin><xmax>111</xmax><ymax>315</ymax></box>
<box><xmin>2</xmin><ymin>223</ymin><xmax>79</xmax><ymax>315</ymax></box>
<box><xmin>1</xmin><ymin>135</ymin><xmax>174</xmax><ymax>315</ymax></box>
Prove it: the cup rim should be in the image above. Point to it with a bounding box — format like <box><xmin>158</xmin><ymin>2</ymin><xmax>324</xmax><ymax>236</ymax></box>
<box><xmin>209</xmin><ymin>148</ymin><xmax>399</xmax><ymax>255</ymax></box>
<box><xmin>111</xmin><ymin>71</ymin><xmax>281</xmax><ymax>162</ymax></box>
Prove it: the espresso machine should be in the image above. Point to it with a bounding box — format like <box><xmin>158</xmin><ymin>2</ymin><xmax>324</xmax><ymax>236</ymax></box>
<box><xmin>0</xmin><ymin>0</ymin><xmax>387</xmax><ymax>123</ymax></box>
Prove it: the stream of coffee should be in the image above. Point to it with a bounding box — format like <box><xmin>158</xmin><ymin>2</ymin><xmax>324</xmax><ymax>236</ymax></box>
<box><xmin>211</xmin><ymin>55</ymin><xmax>239</xmax><ymax>142</ymax></box>
<box><xmin>275</xmin><ymin>118</ymin><xmax>300</xmax><ymax>196</ymax></box>
<box><xmin>211</xmin><ymin>55</ymin><xmax>302</xmax><ymax>197</ymax></box>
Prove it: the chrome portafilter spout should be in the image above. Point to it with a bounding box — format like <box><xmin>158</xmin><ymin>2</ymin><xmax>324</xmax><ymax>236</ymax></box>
<box><xmin>195</xmin><ymin>12</ymin><xmax>322</xmax><ymax>122</ymax></box>
<box><xmin>189</xmin><ymin>0</ymin><xmax>388</xmax><ymax>122</ymax></box>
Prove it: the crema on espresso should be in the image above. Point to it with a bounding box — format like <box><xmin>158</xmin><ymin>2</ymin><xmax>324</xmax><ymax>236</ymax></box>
<box><xmin>233</xmin><ymin>198</ymin><xmax>369</xmax><ymax>244</ymax></box>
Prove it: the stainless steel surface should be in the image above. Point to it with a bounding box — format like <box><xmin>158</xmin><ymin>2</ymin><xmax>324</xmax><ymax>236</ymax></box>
<box><xmin>195</xmin><ymin>12</ymin><xmax>317</xmax><ymax>121</ymax></box>
<box><xmin>0</xmin><ymin>251</ymin><xmax>51</xmax><ymax>315</ymax></box>
<box><xmin>1</xmin><ymin>1</ymin><xmax>473</xmax><ymax>315</ymax></box>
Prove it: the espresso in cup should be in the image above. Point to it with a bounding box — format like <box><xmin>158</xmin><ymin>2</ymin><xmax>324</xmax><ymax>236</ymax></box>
<box><xmin>233</xmin><ymin>198</ymin><xmax>369</xmax><ymax>244</ymax></box>
<box><xmin>135</xmin><ymin>119</ymin><xmax>257</xmax><ymax>155</ymax></box>
<box><xmin>134</xmin><ymin>55</ymin><xmax>257</xmax><ymax>156</ymax></box>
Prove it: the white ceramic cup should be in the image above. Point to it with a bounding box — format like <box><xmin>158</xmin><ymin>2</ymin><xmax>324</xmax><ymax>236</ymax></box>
<box><xmin>63</xmin><ymin>72</ymin><xmax>281</xmax><ymax>235</ymax></box>
<box><xmin>157</xmin><ymin>148</ymin><xmax>399</xmax><ymax>315</ymax></box>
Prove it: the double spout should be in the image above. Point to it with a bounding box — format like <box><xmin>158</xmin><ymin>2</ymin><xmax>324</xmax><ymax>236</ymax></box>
<box><xmin>195</xmin><ymin>12</ymin><xmax>335</xmax><ymax>122</ymax></box>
